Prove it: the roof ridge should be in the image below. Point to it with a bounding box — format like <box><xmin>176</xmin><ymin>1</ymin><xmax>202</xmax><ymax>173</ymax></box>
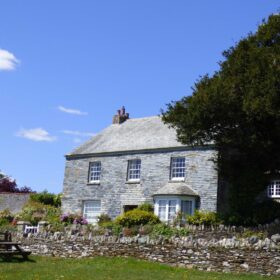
<box><xmin>125</xmin><ymin>115</ymin><xmax>160</xmax><ymax>121</ymax></box>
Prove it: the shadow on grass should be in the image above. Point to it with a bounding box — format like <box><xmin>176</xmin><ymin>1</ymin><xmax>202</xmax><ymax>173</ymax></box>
<box><xmin>0</xmin><ymin>256</ymin><xmax>36</xmax><ymax>263</ymax></box>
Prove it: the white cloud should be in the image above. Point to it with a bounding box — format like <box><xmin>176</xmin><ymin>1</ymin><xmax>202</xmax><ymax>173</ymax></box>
<box><xmin>16</xmin><ymin>128</ymin><xmax>56</xmax><ymax>142</ymax></box>
<box><xmin>58</xmin><ymin>106</ymin><xmax>88</xmax><ymax>115</ymax></box>
<box><xmin>0</xmin><ymin>49</ymin><xmax>19</xmax><ymax>71</ymax></box>
<box><xmin>61</xmin><ymin>130</ymin><xmax>95</xmax><ymax>137</ymax></box>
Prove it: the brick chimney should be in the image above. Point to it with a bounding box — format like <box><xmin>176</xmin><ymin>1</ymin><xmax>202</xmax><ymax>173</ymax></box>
<box><xmin>112</xmin><ymin>106</ymin><xmax>129</xmax><ymax>124</ymax></box>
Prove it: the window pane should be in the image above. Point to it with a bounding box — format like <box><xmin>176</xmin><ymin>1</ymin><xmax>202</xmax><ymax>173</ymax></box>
<box><xmin>275</xmin><ymin>181</ymin><xmax>280</xmax><ymax>196</ymax></box>
<box><xmin>158</xmin><ymin>200</ymin><xmax>167</xmax><ymax>221</ymax></box>
<box><xmin>128</xmin><ymin>159</ymin><xmax>141</xmax><ymax>180</ymax></box>
<box><xmin>89</xmin><ymin>162</ymin><xmax>101</xmax><ymax>182</ymax></box>
<box><xmin>168</xmin><ymin>200</ymin><xmax>177</xmax><ymax>222</ymax></box>
<box><xmin>181</xmin><ymin>200</ymin><xmax>192</xmax><ymax>216</ymax></box>
<box><xmin>171</xmin><ymin>158</ymin><xmax>185</xmax><ymax>179</ymax></box>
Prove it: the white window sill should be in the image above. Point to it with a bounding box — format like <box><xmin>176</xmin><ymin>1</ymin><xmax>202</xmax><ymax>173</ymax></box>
<box><xmin>268</xmin><ymin>195</ymin><xmax>280</xmax><ymax>198</ymax></box>
<box><xmin>126</xmin><ymin>180</ymin><xmax>140</xmax><ymax>184</ymax></box>
<box><xmin>87</xmin><ymin>181</ymin><xmax>100</xmax><ymax>185</ymax></box>
<box><xmin>169</xmin><ymin>178</ymin><xmax>185</xmax><ymax>182</ymax></box>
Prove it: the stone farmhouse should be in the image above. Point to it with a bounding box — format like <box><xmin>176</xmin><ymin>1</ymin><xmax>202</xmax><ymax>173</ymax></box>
<box><xmin>62</xmin><ymin>107</ymin><xmax>220</xmax><ymax>224</ymax></box>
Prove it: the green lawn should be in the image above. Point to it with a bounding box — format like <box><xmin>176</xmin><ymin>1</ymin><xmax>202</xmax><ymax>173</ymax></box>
<box><xmin>0</xmin><ymin>256</ymin><xmax>279</xmax><ymax>280</ymax></box>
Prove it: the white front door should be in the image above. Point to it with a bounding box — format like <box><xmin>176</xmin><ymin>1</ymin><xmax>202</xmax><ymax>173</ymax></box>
<box><xmin>83</xmin><ymin>200</ymin><xmax>101</xmax><ymax>224</ymax></box>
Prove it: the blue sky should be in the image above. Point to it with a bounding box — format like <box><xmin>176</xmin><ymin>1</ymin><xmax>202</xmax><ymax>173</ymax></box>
<box><xmin>0</xmin><ymin>1</ymin><xmax>279</xmax><ymax>193</ymax></box>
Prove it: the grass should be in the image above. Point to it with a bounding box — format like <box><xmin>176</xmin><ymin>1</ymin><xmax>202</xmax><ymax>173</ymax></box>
<box><xmin>0</xmin><ymin>256</ymin><xmax>279</xmax><ymax>280</ymax></box>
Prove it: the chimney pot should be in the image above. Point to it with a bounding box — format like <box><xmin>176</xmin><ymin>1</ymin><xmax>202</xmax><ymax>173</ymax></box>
<box><xmin>113</xmin><ymin>106</ymin><xmax>129</xmax><ymax>124</ymax></box>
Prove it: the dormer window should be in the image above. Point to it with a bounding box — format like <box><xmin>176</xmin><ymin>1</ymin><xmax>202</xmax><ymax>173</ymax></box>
<box><xmin>267</xmin><ymin>180</ymin><xmax>280</xmax><ymax>198</ymax></box>
<box><xmin>171</xmin><ymin>157</ymin><xmax>185</xmax><ymax>181</ymax></box>
<box><xmin>127</xmin><ymin>159</ymin><xmax>141</xmax><ymax>181</ymax></box>
<box><xmin>89</xmin><ymin>162</ymin><xmax>101</xmax><ymax>183</ymax></box>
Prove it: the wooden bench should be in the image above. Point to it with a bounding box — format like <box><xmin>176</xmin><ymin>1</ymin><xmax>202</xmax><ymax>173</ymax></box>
<box><xmin>0</xmin><ymin>232</ymin><xmax>31</xmax><ymax>260</ymax></box>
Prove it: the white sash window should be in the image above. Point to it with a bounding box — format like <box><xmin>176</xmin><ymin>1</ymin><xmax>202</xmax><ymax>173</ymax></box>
<box><xmin>268</xmin><ymin>180</ymin><xmax>280</xmax><ymax>198</ymax></box>
<box><xmin>83</xmin><ymin>200</ymin><xmax>101</xmax><ymax>224</ymax></box>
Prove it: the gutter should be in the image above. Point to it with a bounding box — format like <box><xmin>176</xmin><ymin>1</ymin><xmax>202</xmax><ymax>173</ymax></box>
<box><xmin>65</xmin><ymin>144</ymin><xmax>216</xmax><ymax>160</ymax></box>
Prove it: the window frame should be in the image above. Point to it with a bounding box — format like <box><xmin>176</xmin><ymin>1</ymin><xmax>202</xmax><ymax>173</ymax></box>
<box><xmin>170</xmin><ymin>157</ymin><xmax>186</xmax><ymax>181</ymax></box>
<box><xmin>83</xmin><ymin>200</ymin><xmax>101</xmax><ymax>225</ymax></box>
<box><xmin>127</xmin><ymin>159</ymin><xmax>141</xmax><ymax>182</ymax></box>
<box><xmin>267</xmin><ymin>180</ymin><xmax>280</xmax><ymax>198</ymax></box>
<box><xmin>88</xmin><ymin>161</ymin><xmax>102</xmax><ymax>183</ymax></box>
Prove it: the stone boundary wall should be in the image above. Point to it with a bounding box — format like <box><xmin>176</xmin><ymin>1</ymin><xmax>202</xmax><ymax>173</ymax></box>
<box><xmin>0</xmin><ymin>193</ymin><xmax>30</xmax><ymax>213</ymax></box>
<box><xmin>15</xmin><ymin>232</ymin><xmax>280</xmax><ymax>276</ymax></box>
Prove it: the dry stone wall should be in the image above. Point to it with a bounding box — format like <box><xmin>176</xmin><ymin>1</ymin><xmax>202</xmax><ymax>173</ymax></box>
<box><xmin>15</xmin><ymin>230</ymin><xmax>280</xmax><ymax>276</ymax></box>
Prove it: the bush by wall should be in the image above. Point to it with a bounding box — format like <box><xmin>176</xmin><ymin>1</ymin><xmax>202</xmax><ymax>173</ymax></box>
<box><xmin>97</xmin><ymin>214</ymin><xmax>112</xmax><ymax>226</ymax></box>
<box><xmin>115</xmin><ymin>209</ymin><xmax>160</xmax><ymax>227</ymax></box>
<box><xmin>17</xmin><ymin>201</ymin><xmax>61</xmax><ymax>225</ymax></box>
<box><xmin>30</xmin><ymin>191</ymin><xmax>62</xmax><ymax>207</ymax></box>
<box><xmin>187</xmin><ymin>210</ymin><xmax>221</xmax><ymax>226</ymax></box>
<box><xmin>137</xmin><ymin>203</ymin><xmax>154</xmax><ymax>212</ymax></box>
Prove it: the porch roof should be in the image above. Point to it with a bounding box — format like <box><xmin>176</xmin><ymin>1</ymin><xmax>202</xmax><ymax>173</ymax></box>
<box><xmin>153</xmin><ymin>183</ymin><xmax>198</xmax><ymax>197</ymax></box>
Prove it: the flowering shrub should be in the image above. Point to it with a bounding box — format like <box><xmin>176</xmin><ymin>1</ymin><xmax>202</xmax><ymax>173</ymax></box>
<box><xmin>73</xmin><ymin>216</ymin><xmax>88</xmax><ymax>225</ymax></box>
<box><xmin>60</xmin><ymin>213</ymin><xmax>75</xmax><ymax>225</ymax></box>
<box><xmin>60</xmin><ymin>213</ymin><xmax>88</xmax><ymax>225</ymax></box>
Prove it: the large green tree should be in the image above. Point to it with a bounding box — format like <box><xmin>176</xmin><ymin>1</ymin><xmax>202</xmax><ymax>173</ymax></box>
<box><xmin>162</xmin><ymin>14</ymin><xmax>280</xmax><ymax>225</ymax></box>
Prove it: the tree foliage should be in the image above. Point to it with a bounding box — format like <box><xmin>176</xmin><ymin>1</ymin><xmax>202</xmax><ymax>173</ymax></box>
<box><xmin>0</xmin><ymin>177</ymin><xmax>32</xmax><ymax>193</ymax></box>
<box><xmin>162</xmin><ymin>14</ymin><xmax>280</xmax><ymax>224</ymax></box>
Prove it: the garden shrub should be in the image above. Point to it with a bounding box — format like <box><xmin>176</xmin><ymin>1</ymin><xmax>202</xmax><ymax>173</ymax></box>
<box><xmin>30</xmin><ymin>191</ymin><xmax>62</xmax><ymax>207</ymax></box>
<box><xmin>18</xmin><ymin>201</ymin><xmax>61</xmax><ymax>225</ymax></box>
<box><xmin>0</xmin><ymin>209</ymin><xmax>14</xmax><ymax>226</ymax></box>
<box><xmin>0</xmin><ymin>224</ymin><xmax>17</xmax><ymax>232</ymax></box>
<box><xmin>150</xmin><ymin>223</ymin><xmax>174</xmax><ymax>238</ymax></box>
<box><xmin>92</xmin><ymin>227</ymin><xmax>106</xmax><ymax>235</ymax></box>
<box><xmin>223</xmin><ymin>200</ymin><xmax>280</xmax><ymax>226</ymax></box>
<box><xmin>186</xmin><ymin>210</ymin><xmax>221</xmax><ymax>226</ymax></box>
<box><xmin>60</xmin><ymin>213</ymin><xmax>76</xmax><ymax>225</ymax></box>
<box><xmin>139</xmin><ymin>224</ymin><xmax>154</xmax><ymax>235</ymax></box>
<box><xmin>150</xmin><ymin>223</ymin><xmax>189</xmax><ymax>238</ymax></box>
<box><xmin>251</xmin><ymin>201</ymin><xmax>280</xmax><ymax>225</ymax></box>
<box><xmin>122</xmin><ymin>226</ymin><xmax>139</xmax><ymax>237</ymax></box>
<box><xmin>115</xmin><ymin>209</ymin><xmax>160</xmax><ymax>227</ymax></box>
<box><xmin>137</xmin><ymin>203</ymin><xmax>154</xmax><ymax>212</ymax></box>
<box><xmin>60</xmin><ymin>213</ymin><xmax>88</xmax><ymax>225</ymax></box>
<box><xmin>97</xmin><ymin>214</ymin><xmax>111</xmax><ymax>226</ymax></box>
<box><xmin>49</xmin><ymin>222</ymin><xmax>65</xmax><ymax>233</ymax></box>
<box><xmin>73</xmin><ymin>216</ymin><xmax>88</xmax><ymax>225</ymax></box>
<box><xmin>99</xmin><ymin>221</ymin><xmax>122</xmax><ymax>236</ymax></box>
<box><xmin>239</xmin><ymin>229</ymin><xmax>267</xmax><ymax>239</ymax></box>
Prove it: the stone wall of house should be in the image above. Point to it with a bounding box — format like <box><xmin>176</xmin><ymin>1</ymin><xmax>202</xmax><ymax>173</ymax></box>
<box><xmin>0</xmin><ymin>193</ymin><xmax>30</xmax><ymax>213</ymax></box>
<box><xmin>62</xmin><ymin>148</ymin><xmax>218</xmax><ymax>218</ymax></box>
<box><xmin>16</xmin><ymin>230</ymin><xmax>280</xmax><ymax>276</ymax></box>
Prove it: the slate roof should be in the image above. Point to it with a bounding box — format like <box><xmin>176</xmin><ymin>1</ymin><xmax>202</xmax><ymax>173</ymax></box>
<box><xmin>153</xmin><ymin>183</ymin><xmax>198</xmax><ymax>196</ymax></box>
<box><xmin>69</xmin><ymin>116</ymin><xmax>187</xmax><ymax>155</ymax></box>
